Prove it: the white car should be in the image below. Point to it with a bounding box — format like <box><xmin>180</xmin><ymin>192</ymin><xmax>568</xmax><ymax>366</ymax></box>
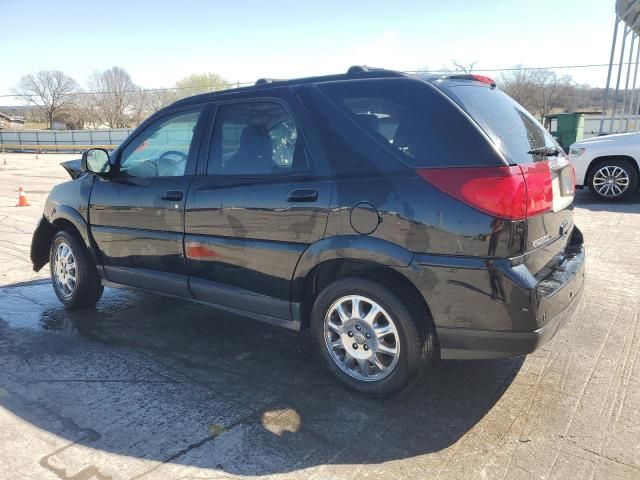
<box><xmin>569</xmin><ymin>133</ymin><xmax>640</xmax><ymax>201</ymax></box>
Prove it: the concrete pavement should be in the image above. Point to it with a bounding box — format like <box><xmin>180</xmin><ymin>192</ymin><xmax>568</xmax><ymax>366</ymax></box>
<box><xmin>0</xmin><ymin>153</ymin><xmax>639</xmax><ymax>479</ymax></box>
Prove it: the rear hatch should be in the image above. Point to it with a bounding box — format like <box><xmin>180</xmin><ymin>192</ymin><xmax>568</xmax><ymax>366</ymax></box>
<box><xmin>432</xmin><ymin>76</ymin><xmax>577</xmax><ymax>272</ymax></box>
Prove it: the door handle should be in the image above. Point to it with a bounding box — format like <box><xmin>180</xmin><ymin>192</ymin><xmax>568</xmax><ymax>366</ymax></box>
<box><xmin>161</xmin><ymin>190</ymin><xmax>183</xmax><ymax>201</ymax></box>
<box><xmin>287</xmin><ymin>189</ymin><xmax>318</xmax><ymax>202</ymax></box>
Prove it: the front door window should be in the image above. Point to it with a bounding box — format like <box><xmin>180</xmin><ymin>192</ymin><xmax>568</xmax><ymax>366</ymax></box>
<box><xmin>119</xmin><ymin>110</ymin><xmax>201</xmax><ymax>177</ymax></box>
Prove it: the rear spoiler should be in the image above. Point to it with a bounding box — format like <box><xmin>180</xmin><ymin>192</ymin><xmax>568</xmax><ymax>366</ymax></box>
<box><xmin>61</xmin><ymin>159</ymin><xmax>84</xmax><ymax>179</ymax></box>
<box><xmin>443</xmin><ymin>74</ymin><xmax>496</xmax><ymax>88</ymax></box>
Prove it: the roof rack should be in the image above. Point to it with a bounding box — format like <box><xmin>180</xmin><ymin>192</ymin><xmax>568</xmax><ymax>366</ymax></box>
<box><xmin>346</xmin><ymin>65</ymin><xmax>407</xmax><ymax>78</ymax></box>
<box><xmin>346</xmin><ymin>65</ymin><xmax>388</xmax><ymax>74</ymax></box>
<box><xmin>255</xmin><ymin>78</ymin><xmax>283</xmax><ymax>86</ymax></box>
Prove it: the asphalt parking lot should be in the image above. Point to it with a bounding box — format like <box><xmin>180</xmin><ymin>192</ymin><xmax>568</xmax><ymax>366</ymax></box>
<box><xmin>0</xmin><ymin>153</ymin><xmax>639</xmax><ymax>479</ymax></box>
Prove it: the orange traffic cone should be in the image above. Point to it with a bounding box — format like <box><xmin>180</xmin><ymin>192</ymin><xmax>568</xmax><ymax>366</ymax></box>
<box><xmin>16</xmin><ymin>186</ymin><xmax>30</xmax><ymax>207</ymax></box>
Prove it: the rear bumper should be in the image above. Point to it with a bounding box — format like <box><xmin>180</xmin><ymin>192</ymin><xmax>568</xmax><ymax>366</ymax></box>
<box><xmin>407</xmin><ymin>228</ymin><xmax>586</xmax><ymax>360</ymax></box>
<box><xmin>437</xmin><ymin>263</ymin><xmax>584</xmax><ymax>359</ymax></box>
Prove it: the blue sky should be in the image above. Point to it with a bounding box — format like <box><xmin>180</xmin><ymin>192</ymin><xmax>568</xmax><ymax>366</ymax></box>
<box><xmin>1</xmin><ymin>0</ymin><xmax>616</xmax><ymax>102</ymax></box>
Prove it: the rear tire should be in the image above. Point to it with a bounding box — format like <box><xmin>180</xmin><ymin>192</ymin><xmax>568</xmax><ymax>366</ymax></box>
<box><xmin>50</xmin><ymin>230</ymin><xmax>103</xmax><ymax>309</ymax></box>
<box><xmin>588</xmin><ymin>159</ymin><xmax>638</xmax><ymax>201</ymax></box>
<box><xmin>310</xmin><ymin>277</ymin><xmax>434</xmax><ymax>396</ymax></box>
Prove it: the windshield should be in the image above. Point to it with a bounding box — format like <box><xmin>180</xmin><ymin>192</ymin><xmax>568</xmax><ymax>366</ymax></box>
<box><xmin>438</xmin><ymin>83</ymin><xmax>560</xmax><ymax>165</ymax></box>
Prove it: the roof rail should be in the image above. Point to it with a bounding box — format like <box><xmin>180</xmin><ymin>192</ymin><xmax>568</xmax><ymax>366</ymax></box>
<box><xmin>255</xmin><ymin>78</ymin><xmax>283</xmax><ymax>86</ymax></box>
<box><xmin>346</xmin><ymin>65</ymin><xmax>407</xmax><ymax>78</ymax></box>
<box><xmin>347</xmin><ymin>65</ymin><xmax>384</xmax><ymax>74</ymax></box>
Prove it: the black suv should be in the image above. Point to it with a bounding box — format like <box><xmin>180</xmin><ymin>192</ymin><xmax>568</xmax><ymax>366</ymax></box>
<box><xmin>31</xmin><ymin>67</ymin><xmax>585</xmax><ymax>395</ymax></box>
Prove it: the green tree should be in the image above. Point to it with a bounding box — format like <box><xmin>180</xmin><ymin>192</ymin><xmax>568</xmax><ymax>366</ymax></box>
<box><xmin>175</xmin><ymin>73</ymin><xmax>231</xmax><ymax>98</ymax></box>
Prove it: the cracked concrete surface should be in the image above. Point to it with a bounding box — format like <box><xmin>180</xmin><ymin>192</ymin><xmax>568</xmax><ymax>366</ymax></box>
<box><xmin>0</xmin><ymin>153</ymin><xmax>639</xmax><ymax>479</ymax></box>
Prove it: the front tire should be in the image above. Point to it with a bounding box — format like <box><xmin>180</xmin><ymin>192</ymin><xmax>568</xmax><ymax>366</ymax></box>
<box><xmin>310</xmin><ymin>277</ymin><xmax>434</xmax><ymax>396</ymax></box>
<box><xmin>50</xmin><ymin>230</ymin><xmax>103</xmax><ymax>309</ymax></box>
<box><xmin>588</xmin><ymin>159</ymin><xmax>638</xmax><ymax>201</ymax></box>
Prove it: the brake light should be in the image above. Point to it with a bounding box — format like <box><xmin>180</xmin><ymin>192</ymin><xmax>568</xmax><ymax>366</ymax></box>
<box><xmin>470</xmin><ymin>74</ymin><xmax>496</xmax><ymax>85</ymax></box>
<box><xmin>417</xmin><ymin>163</ymin><xmax>552</xmax><ymax>220</ymax></box>
<box><xmin>520</xmin><ymin>162</ymin><xmax>554</xmax><ymax>216</ymax></box>
<box><xmin>566</xmin><ymin>165</ymin><xmax>576</xmax><ymax>195</ymax></box>
<box><xmin>448</xmin><ymin>74</ymin><xmax>496</xmax><ymax>86</ymax></box>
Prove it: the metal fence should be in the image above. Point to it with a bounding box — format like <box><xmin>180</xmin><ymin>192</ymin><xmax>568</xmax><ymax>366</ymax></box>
<box><xmin>0</xmin><ymin>128</ymin><xmax>134</xmax><ymax>152</ymax></box>
<box><xmin>584</xmin><ymin>115</ymin><xmax>640</xmax><ymax>138</ymax></box>
<box><xmin>599</xmin><ymin>1</ymin><xmax>640</xmax><ymax>134</ymax></box>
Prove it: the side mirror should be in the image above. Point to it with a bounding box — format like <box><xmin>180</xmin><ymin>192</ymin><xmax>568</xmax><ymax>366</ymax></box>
<box><xmin>81</xmin><ymin>148</ymin><xmax>112</xmax><ymax>175</ymax></box>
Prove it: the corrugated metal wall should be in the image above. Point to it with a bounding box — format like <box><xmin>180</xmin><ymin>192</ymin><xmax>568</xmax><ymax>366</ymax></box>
<box><xmin>0</xmin><ymin>129</ymin><xmax>133</xmax><ymax>151</ymax></box>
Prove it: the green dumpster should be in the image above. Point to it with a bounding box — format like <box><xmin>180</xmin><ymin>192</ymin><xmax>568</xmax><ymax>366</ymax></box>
<box><xmin>546</xmin><ymin>113</ymin><xmax>584</xmax><ymax>152</ymax></box>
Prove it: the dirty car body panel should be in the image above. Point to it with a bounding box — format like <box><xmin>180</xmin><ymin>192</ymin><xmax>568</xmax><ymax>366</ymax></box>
<box><xmin>31</xmin><ymin>67</ymin><xmax>585</xmax><ymax>363</ymax></box>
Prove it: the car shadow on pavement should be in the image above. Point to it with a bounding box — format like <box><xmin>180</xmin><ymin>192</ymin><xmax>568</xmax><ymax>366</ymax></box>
<box><xmin>574</xmin><ymin>188</ymin><xmax>640</xmax><ymax>212</ymax></box>
<box><xmin>0</xmin><ymin>279</ymin><xmax>524</xmax><ymax>477</ymax></box>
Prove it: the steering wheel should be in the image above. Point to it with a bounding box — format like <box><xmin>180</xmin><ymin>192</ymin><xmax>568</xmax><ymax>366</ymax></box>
<box><xmin>159</xmin><ymin>151</ymin><xmax>188</xmax><ymax>163</ymax></box>
<box><xmin>157</xmin><ymin>151</ymin><xmax>188</xmax><ymax>176</ymax></box>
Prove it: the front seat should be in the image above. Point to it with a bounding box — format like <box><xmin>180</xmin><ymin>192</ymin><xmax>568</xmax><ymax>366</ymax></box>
<box><xmin>224</xmin><ymin>125</ymin><xmax>273</xmax><ymax>175</ymax></box>
<box><xmin>356</xmin><ymin>113</ymin><xmax>380</xmax><ymax>133</ymax></box>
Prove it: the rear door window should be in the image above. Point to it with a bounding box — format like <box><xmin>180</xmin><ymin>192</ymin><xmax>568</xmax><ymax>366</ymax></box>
<box><xmin>439</xmin><ymin>83</ymin><xmax>561</xmax><ymax>164</ymax></box>
<box><xmin>318</xmin><ymin>78</ymin><xmax>501</xmax><ymax>171</ymax></box>
<box><xmin>207</xmin><ymin>101</ymin><xmax>309</xmax><ymax>176</ymax></box>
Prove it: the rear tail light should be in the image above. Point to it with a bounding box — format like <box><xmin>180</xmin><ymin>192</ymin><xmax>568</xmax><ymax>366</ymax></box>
<box><xmin>519</xmin><ymin>162</ymin><xmax>554</xmax><ymax>216</ymax></box>
<box><xmin>566</xmin><ymin>165</ymin><xmax>576</xmax><ymax>195</ymax></box>
<box><xmin>417</xmin><ymin>163</ymin><xmax>553</xmax><ymax>220</ymax></box>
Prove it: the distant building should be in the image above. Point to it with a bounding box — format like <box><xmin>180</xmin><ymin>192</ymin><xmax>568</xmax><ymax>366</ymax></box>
<box><xmin>0</xmin><ymin>111</ymin><xmax>25</xmax><ymax>130</ymax></box>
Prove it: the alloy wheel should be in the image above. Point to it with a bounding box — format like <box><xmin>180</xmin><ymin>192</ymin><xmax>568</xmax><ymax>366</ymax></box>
<box><xmin>53</xmin><ymin>241</ymin><xmax>77</xmax><ymax>299</ymax></box>
<box><xmin>592</xmin><ymin>165</ymin><xmax>630</xmax><ymax>198</ymax></box>
<box><xmin>324</xmin><ymin>295</ymin><xmax>400</xmax><ymax>382</ymax></box>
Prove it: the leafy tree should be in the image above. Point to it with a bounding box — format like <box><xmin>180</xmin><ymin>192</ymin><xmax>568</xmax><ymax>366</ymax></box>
<box><xmin>175</xmin><ymin>73</ymin><xmax>231</xmax><ymax>98</ymax></box>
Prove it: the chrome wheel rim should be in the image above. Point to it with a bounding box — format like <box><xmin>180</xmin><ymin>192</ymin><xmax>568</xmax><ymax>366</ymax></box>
<box><xmin>324</xmin><ymin>295</ymin><xmax>400</xmax><ymax>382</ymax></box>
<box><xmin>593</xmin><ymin>165</ymin><xmax>630</xmax><ymax>198</ymax></box>
<box><xmin>53</xmin><ymin>241</ymin><xmax>77</xmax><ymax>299</ymax></box>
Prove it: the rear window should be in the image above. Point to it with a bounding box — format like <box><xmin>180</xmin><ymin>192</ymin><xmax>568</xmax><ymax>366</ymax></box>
<box><xmin>318</xmin><ymin>78</ymin><xmax>501</xmax><ymax>171</ymax></box>
<box><xmin>439</xmin><ymin>83</ymin><xmax>560</xmax><ymax>165</ymax></box>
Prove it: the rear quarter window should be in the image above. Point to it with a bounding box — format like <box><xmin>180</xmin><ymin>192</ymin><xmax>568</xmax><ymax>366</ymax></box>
<box><xmin>316</xmin><ymin>78</ymin><xmax>501</xmax><ymax>173</ymax></box>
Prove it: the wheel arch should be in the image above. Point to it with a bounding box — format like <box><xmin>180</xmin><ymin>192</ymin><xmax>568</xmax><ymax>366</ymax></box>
<box><xmin>50</xmin><ymin>206</ymin><xmax>91</xmax><ymax>246</ymax></box>
<box><xmin>292</xmin><ymin>236</ymin><xmax>439</xmax><ymax>353</ymax></box>
<box><xmin>586</xmin><ymin>154</ymin><xmax>640</xmax><ymax>190</ymax></box>
<box><xmin>31</xmin><ymin>206</ymin><xmax>95</xmax><ymax>272</ymax></box>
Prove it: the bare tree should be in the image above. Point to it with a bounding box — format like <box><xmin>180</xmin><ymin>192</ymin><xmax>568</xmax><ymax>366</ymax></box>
<box><xmin>529</xmin><ymin>70</ymin><xmax>574</xmax><ymax>121</ymax></box>
<box><xmin>59</xmin><ymin>92</ymin><xmax>94</xmax><ymax>130</ymax></box>
<box><xmin>128</xmin><ymin>89</ymin><xmax>149</xmax><ymax>126</ymax></box>
<box><xmin>88</xmin><ymin>66</ymin><xmax>140</xmax><ymax>128</ymax></box>
<box><xmin>499</xmin><ymin>66</ymin><xmax>574</xmax><ymax>121</ymax></box>
<box><xmin>143</xmin><ymin>89</ymin><xmax>179</xmax><ymax>114</ymax></box>
<box><xmin>13</xmin><ymin>71</ymin><xmax>79</xmax><ymax>129</ymax></box>
<box><xmin>450</xmin><ymin>60</ymin><xmax>477</xmax><ymax>73</ymax></box>
<box><xmin>499</xmin><ymin>65</ymin><xmax>536</xmax><ymax>111</ymax></box>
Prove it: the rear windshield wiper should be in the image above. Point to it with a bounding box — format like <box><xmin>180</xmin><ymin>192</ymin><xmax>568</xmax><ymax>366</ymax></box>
<box><xmin>527</xmin><ymin>146</ymin><xmax>560</xmax><ymax>157</ymax></box>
